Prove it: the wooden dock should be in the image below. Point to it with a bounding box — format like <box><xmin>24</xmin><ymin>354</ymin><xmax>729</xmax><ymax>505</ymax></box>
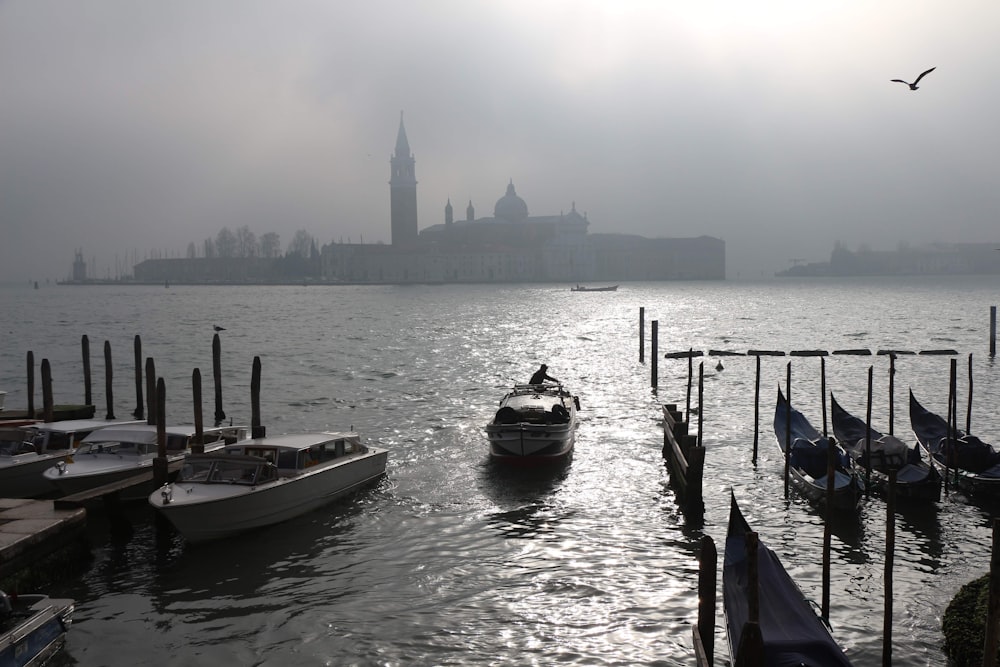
<box><xmin>662</xmin><ymin>403</ymin><xmax>705</xmax><ymax>517</ymax></box>
<box><xmin>0</xmin><ymin>498</ymin><xmax>86</xmax><ymax>581</ymax></box>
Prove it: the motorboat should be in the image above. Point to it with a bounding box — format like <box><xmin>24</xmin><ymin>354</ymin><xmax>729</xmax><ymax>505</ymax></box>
<box><xmin>0</xmin><ymin>590</ymin><xmax>74</xmax><ymax>667</ymax></box>
<box><xmin>1</xmin><ymin>418</ymin><xmax>142</xmax><ymax>499</ymax></box>
<box><xmin>570</xmin><ymin>284</ymin><xmax>618</xmax><ymax>292</ymax></box>
<box><xmin>486</xmin><ymin>383</ymin><xmax>580</xmax><ymax>464</ymax></box>
<box><xmin>43</xmin><ymin>423</ymin><xmax>247</xmax><ymax>498</ymax></box>
<box><xmin>149</xmin><ymin>431</ymin><xmax>388</xmax><ymax>543</ymax></box>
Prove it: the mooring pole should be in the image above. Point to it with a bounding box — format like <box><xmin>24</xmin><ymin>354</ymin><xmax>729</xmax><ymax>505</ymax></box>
<box><xmin>192</xmin><ymin>368</ymin><xmax>204</xmax><ymax>454</ymax></box>
<box><xmin>103</xmin><ymin>340</ymin><xmax>115</xmax><ymax>419</ymax></box>
<box><xmin>820</xmin><ymin>357</ymin><xmax>828</xmax><ymax>435</ymax></box>
<box><xmin>153</xmin><ymin>377</ymin><xmax>168</xmax><ymax>487</ymax></box>
<box><xmin>41</xmin><ymin>358</ymin><xmax>53</xmax><ymax>423</ymax></box>
<box><xmin>967</xmin><ymin>353</ymin><xmax>973</xmax><ymax>435</ymax></box>
<box><xmin>984</xmin><ymin>518</ymin><xmax>1000</xmax><ymax>667</ymax></box>
<box><xmin>990</xmin><ymin>306</ymin><xmax>996</xmax><ymax>358</ymax></box>
<box><xmin>639</xmin><ymin>307</ymin><xmax>645</xmax><ymax>363</ymax></box>
<box><xmin>145</xmin><ymin>357</ymin><xmax>156</xmax><ymax>426</ymax></box>
<box><xmin>888</xmin><ymin>353</ymin><xmax>896</xmax><ymax>436</ymax></box>
<box><xmin>650</xmin><ymin>321</ymin><xmax>658</xmax><ymax>389</ymax></box>
<box><xmin>884</xmin><ymin>469</ymin><xmax>896</xmax><ymax>666</ymax></box>
<box><xmin>213</xmin><ymin>333</ymin><xmax>226</xmax><ymax>425</ymax></box>
<box><xmin>753</xmin><ymin>355</ymin><xmax>760</xmax><ymax>465</ymax></box>
<box><xmin>251</xmin><ymin>356</ymin><xmax>265</xmax><ymax>438</ymax></box>
<box><xmin>784</xmin><ymin>363</ymin><xmax>791</xmax><ymax>499</ymax></box>
<box><xmin>26</xmin><ymin>351</ymin><xmax>35</xmax><ymax>419</ymax></box>
<box><xmin>132</xmin><ymin>335</ymin><xmax>144</xmax><ymax>419</ymax></box>
<box><xmin>686</xmin><ymin>349</ymin><xmax>693</xmax><ymax>419</ymax></box>
<box><xmin>81</xmin><ymin>334</ymin><xmax>92</xmax><ymax>407</ymax></box>
<box><xmin>697</xmin><ymin>536</ymin><xmax>716</xmax><ymax>666</ymax></box>
<box><xmin>697</xmin><ymin>362</ymin><xmax>704</xmax><ymax>449</ymax></box>
<box><xmin>866</xmin><ymin>366</ymin><xmax>874</xmax><ymax>496</ymax></box>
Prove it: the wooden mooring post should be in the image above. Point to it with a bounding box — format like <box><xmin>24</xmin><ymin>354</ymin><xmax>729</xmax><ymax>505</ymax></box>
<box><xmin>251</xmin><ymin>356</ymin><xmax>265</xmax><ymax>438</ymax></box>
<box><xmin>26</xmin><ymin>351</ymin><xmax>35</xmax><ymax>418</ymax></box>
<box><xmin>884</xmin><ymin>469</ymin><xmax>896</xmax><ymax>666</ymax></box>
<box><xmin>991</xmin><ymin>306</ymin><xmax>996</xmax><ymax>358</ymax></box>
<box><xmin>132</xmin><ymin>335</ymin><xmax>143</xmax><ymax>419</ymax></box>
<box><xmin>104</xmin><ymin>340</ymin><xmax>115</xmax><ymax>419</ymax></box>
<box><xmin>145</xmin><ymin>357</ymin><xmax>157</xmax><ymax>426</ymax></box>
<box><xmin>651</xmin><ymin>321</ymin><xmax>658</xmax><ymax>389</ymax></box>
<box><xmin>693</xmin><ymin>535</ymin><xmax>716</xmax><ymax>666</ymax></box>
<box><xmin>81</xmin><ymin>334</ymin><xmax>92</xmax><ymax>407</ymax></box>
<box><xmin>213</xmin><ymin>333</ymin><xmax>226</xmax><ymax>425</ymax></box>
<box><xmin>191</xmin><ymin>368</ymin><xmax>205</xmax><ymax>453</ymax></box>
<box><xmin>984</xmin><ymin>518</ymin><xmax>1000</xmax><ymax>667</ymax></box>
<box><xmin>753</xmin><ymin>355</ymin><xmax>760</xmax><ymax>464</ymax></box>
<box><xmin>639</xmin><ymin>307</ymin><xmax>645</xmax><ymax>363</ymax></box>
<box><xmin>784</xmin><ymin>363</ymin><xmax>791</xmax><ymax>499</ymax></box>
<box><xmin>153</xmin><ymin>377</ymin><xmax>168</xmax><ymax>488</ymax></box>
<box><xmin>41</xmin><ymin>359</ymin><xmax>53</xmax><ymax>423</ymax></box>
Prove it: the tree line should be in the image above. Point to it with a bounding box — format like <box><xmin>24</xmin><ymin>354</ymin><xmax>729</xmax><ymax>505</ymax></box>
<box><xmin>186</xmin><ymin>226</ymin><xmax>318</xmax><ymax>260</ymax></box>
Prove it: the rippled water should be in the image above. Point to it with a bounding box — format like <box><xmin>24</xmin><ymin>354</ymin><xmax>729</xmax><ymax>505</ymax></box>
<box><xmin>3</xmin><ymin>276</ymin><xmax>1000</xmax><ymax>666</ymax></box>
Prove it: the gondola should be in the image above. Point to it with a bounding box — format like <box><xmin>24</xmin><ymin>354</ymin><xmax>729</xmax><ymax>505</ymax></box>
<box><xmin>773</xmin><ymin>388</ymin><xmax>862</xmax><ymax>511</ymax></box>
<box><xmin>723</xmin><ymin>491</ymin><xmax>854</xmax><ymax>666</ymax></box>
<box><xmin>830</xmin><ymin>393</ymin><xmax>940</xmax><ymax>502</ymax></box>
<box><xmin>908</xmin><ymin>390</ymin><xmax>1000</xmax><ymax>497</ymax></box>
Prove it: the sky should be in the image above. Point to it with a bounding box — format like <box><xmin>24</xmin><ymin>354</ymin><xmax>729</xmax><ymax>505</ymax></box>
<box><xmin>2</xmin><ymin>0</ymin><xmax>999</xmax><ymax>282</ymax></box>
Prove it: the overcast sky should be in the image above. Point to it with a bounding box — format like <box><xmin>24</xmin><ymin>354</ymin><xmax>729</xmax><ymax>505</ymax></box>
<box><xmin>2</xmin><ymin>1</ymin><xmax>998</xmax><ymax>282</ymax></box>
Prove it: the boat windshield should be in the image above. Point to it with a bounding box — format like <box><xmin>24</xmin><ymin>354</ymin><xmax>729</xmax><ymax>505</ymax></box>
<box><xmin>0</xmin><ymin>430</ymin><xmax>35</xmax><ymax>456</ymax></box>
<box><xmin>179</xmin><ymin>458</ymin><xmax>277</xmax><ymax>485</ymax></box>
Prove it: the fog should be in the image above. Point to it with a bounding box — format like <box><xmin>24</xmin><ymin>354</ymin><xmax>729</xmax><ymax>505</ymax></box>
<box><xmin>2</xmin><ymin>1</ymin><xmax>998</xmax><ymax>282</ymax></box>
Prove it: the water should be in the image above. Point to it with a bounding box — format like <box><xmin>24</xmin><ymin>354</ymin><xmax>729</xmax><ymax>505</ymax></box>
<box><xmin>2</xmin><ymin>276</ymin><xmax>999</xmax><ymax>666</ymax></box>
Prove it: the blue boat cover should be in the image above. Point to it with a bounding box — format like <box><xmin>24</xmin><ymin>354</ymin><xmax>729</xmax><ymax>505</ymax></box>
<box><xmin>724</xmin><ymin>492</ymin><xmax>853</xmax><ymax>666</ymax></box>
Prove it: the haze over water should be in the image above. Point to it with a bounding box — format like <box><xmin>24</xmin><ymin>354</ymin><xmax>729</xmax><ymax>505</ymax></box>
<box><xmin>2</xmin><ymin>276</ymin><xmax>999</xmax><ymax>665</ymax></box>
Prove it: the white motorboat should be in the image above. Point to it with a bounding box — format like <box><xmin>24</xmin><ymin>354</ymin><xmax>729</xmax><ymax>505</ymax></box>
<box><xmin>43</xmin><ymin>423</ymin><xmax>247</xmax><ymax>498</ymax></box>
<box><xmin>485</xmin><ymin>383</ymin><xmax>580</xmax><ymax>464</ymax></box>
<box><xmin>0</xmin><ymin>418</ymin><xmax>142</xmax><ymax>499</ymax></box>
<box><xmin>0</xmin><ymin>590</ymin><xmax>74</xmax><ymax>666</ymax></box>
<box><xmin>149</xmin><ymin>431</ymin><xmax>388</xmax><ymax>543</ymax></box>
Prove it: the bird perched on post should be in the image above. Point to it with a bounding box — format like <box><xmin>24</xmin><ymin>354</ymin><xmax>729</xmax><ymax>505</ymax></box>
<box><xmin>213</xmin><ymin>325</ymin><xmax>225</xmax><ymax>332</ymax></box>
<box><xmin>891</xmin><ymin>67</ymin><xmax>935</xmax><ymax>90</ymax></box>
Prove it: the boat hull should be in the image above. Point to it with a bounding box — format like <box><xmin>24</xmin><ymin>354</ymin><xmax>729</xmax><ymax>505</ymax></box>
<box><xmin>150</xmin><ymin>448</ymin><xmax>388</xmax><ymax>542</ymax></box>
<box><xmin>485</xmin><ymin>385</ymin><xmax>578</xmax><ymax>465</ymax></box>
<box><xmin>0</xmin><ymin>451</ymin><xmax>70</xmax><ymax>498</ymax></box>
<box><xmin>0</xmin><ymin>594</ymin><xmax>74</xmax><ymax>667</ymax></box>
<box><xmin>909</xmin><ymin>390</ymin><xmax>1000</xmax><ymax>497</ymax></box>
<box><xmin>774</xmin><ymin>389</ymin><xmax>862</xmax><ymax>511</ymax></box>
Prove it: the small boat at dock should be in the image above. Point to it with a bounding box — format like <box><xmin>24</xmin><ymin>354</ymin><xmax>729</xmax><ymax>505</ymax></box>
<box><xmin>0</xmin><ymin>590</ymin><xmax>74</xmax><ymax>667</ymax></box>
<box><xmin>773</xmin><ymin>388</ymin><xmax>862</xmax><ymax>511</ymax></box>
<box><xmin>485</xmin><ymin>384</ymin><xmax>579</xmax><ymax>465</ymax></box>
<box><xmin>43</xmin><ymin>423</ymin><xmax>247</xmax><ymax>498</ymax></box>
<box><xmin>1</xmin><ymin>418</ymin><xmax>143</xmax><ymax>498</ymax></box>
<box><xmin>830</xmin><ymin>393</ymin><xmax>940</xmax><ymax>502</ymax></box>
<box><xmin>149</xmin><ymin>431</ymin><xmax>388</xmax><ymax>543</ymax></box>
<box><xmin>723</xmin><ymin>491</ymin><xmax>853</xmax><ymax>665</ymax></box>
<box><xmin>909</xmin><ymin>390</ymin><xmax>1000</xmax><ymax>497</ymax></box>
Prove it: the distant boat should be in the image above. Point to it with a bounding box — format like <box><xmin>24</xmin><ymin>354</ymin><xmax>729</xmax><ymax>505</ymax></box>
<box><xmin>571</xmin><ymin>284</ymin><xmax>618</xmax><ymax>292</ymax></box>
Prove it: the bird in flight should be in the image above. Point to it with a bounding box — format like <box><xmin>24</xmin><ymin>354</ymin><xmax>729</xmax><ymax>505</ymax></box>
<box><xmin>891</xmin><ymin>67</ymin><xmax>935</xmax><ymax>90</ymax></box>
<box><xmin>213</xmin><ymin>325</ymin><xmax>225</xmax><ymax>332</ymax></box>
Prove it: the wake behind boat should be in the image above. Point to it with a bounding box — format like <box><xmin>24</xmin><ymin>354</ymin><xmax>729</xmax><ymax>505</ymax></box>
<box><xmin>773</xmin><ymin>388</ymin><xmax>861</xmax><ymax>511</ymax></box>
<box><xmin>486</xmin><ymin>383</ymin><xmax>579</xmax><ymax>464</ymax></box>
<box><xmin>723</xmin><ymin>491</ymin><xmax>853</xmax><ymax>665</ymax></box>
<box><xmin>149</xmin><ymin>431</ymin><xmax>388</xmax><ymax>543</ymax></box>
<box><xmin>830</xmin><ymin>393</ymin><xmax>940</xmax><ymax>502</ymax></box>
<box><xmin>909</xmin><ymin>390</ymin><xmax>1000</xmax><ymax>497</ymax></box>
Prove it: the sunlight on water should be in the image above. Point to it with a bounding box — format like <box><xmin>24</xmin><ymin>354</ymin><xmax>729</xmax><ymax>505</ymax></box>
<box><xmin>2</xmin><ymin>277</ymin><xmax>1000</xmax><ymax>665</ymax></box>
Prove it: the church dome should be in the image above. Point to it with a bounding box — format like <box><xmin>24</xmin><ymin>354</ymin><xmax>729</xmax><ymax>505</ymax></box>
<box><xmin>494</xmin><ymin>181</ymin><xmax>528</xmax><ymax>222</ymax></box>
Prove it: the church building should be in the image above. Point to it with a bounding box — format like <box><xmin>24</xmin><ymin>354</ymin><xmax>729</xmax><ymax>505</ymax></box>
<box><xmin>320</xmin><ymin>116</ymin><xmax>724</xmax><ymax>283</ymax></box>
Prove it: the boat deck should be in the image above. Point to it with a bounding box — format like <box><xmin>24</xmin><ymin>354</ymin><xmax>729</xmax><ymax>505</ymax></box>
<box><xmin>0</xmin><ymin>498</ymin><xmax>86</xmax><ymax>581</ymax></box>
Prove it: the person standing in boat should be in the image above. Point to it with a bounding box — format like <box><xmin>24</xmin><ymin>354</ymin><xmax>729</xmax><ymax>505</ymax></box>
<box><xmin>529</xmin><ymin>364</ymin><xmax>559</xmax><ymax>385</ymax></box>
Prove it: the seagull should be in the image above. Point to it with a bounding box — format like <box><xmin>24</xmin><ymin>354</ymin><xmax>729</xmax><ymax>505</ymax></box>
<box><xmin>891</xmin><ymin>67</ymin><xmax>935</xmax><ymax>90</ymax></box>
<box><xmin>213</xmin><ymin>325</ymin><xmax>225</xmax><ymax>332</ymax></box>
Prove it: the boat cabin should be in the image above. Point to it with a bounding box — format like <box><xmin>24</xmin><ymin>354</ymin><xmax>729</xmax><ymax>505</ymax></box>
<box><xmin>0</xmin><ymin>428</ymin><xmax>36</xmax><ymax>456</ymax></box>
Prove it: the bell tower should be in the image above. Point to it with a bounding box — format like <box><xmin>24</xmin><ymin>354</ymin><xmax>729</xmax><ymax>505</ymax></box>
<box><xmin>389</xmin><ymin>112</ymin><xmax>418</xmax><ymax>245</ymax></box>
